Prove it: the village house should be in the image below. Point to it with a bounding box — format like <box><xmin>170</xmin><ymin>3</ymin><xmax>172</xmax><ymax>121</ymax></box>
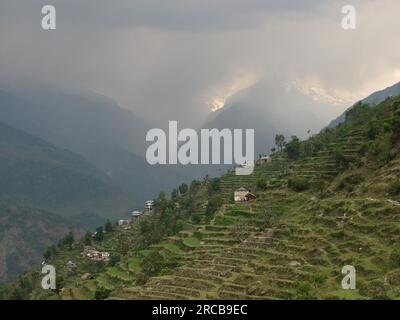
<box><xmin>131</xmin><ymin>210</ymin><xmax>142</xmax><ymax>218</ymax></box>
<box><xmin>118</xmin><ymin>219</ymin><xmax>130</xmax><ymax>226</ymax></box>
<box><xmin>82</xmin><ymin>246</ymin><xmax>110</xmax><ymax>262</ymax></box>
<box><xmin>234</xmin><ymin>187</ymin><xmax>257</xmax><ymax>203</ymax></box>
<box><xmin>66</xmin><ymin>260</ymin><xmax>77</xmax><ymax>271</ymax></box>
<box><xmin>259</xmin><ymin>155</ymin><xmax>272</xmax><ymax>165</ymax></box>
<box><xmin>145</xmin><ymin>200</ymin><xmax>155</xmax><ymax>211</ymax></box>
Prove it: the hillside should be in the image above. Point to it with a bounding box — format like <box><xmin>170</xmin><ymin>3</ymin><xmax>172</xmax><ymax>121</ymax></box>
<box><xmin>0</xmin><ymin>89</ymin><xmax>187</xmax><ymax>202</ymax></box>
<box><xmin>2</xmin><ymin>95</ymin><xmax>400</xmax><ymax>300</ymax></box>
<box><xmin>0</xmin><ymin>205</ymin><xmax>82</xmax><ymax>284</ymax></box>
<box><xmin>328</xmin><ymin>81</ymin><xmax>400</xmax><ymax>128</ymax></box>
<box><xmin>0</xmin><ymin>121</ymin><xmax>132</xmax><ymax>219</ymax></box>
<box><xmin>0</xmin><ymin>122</ymin><xmax>134</xmax><ymax>284</ymax></box>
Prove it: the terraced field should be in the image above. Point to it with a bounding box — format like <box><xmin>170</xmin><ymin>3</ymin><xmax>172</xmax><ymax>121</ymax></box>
<box><xmin>106</xmin><ymin>191</ymin><xmax>400</xmax><ymax>300</ymax></box>
<box><xmin>89</xmin><ymin>129</ymin><xmax>397</xmax><ymax>300</ymax></box>
<box><xmin>8</xmin><ymin>96</ymin><xmax>400</xmax><ymax>300</ymax></box>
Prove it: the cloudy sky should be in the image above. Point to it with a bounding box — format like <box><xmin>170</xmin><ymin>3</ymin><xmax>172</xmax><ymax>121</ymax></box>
<box><xmin>1</xmin><ymin>0</ymin><xmax>400</xmax><ymax>126</ymax></box>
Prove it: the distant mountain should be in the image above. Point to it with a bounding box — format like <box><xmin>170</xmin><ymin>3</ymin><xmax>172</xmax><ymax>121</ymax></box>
<box><xmin>328</xmin><ymin>81</ymin><xmax>400</xmax><ymax>128</ymax></box>
<box><xmin>0</xmin><ymin>205</ymin><xmax>82</xmax><ymax>284</ymax></box>
<box><xmin>201</xmin><ymin>79</ymin><xmax>333</xmax><ymax>156</ymax></box>
<box><xmin>363</xmin><ymin>82</ymin><xmax>400</xmax><ymax>105</ymax></box>
<box><xmin>0</xmin><ymin>121</ymin><xmax>132</xmax><ymax>220</ymax></box>
<box><xmin>0</xmin><ymin>89</ymin><xmax>186</xmax><ymax>203</ymax></box>
<box><xmin>0</xmin><ymin>121</ymin><xmax>136</xmax><ymax>283</ymax></box>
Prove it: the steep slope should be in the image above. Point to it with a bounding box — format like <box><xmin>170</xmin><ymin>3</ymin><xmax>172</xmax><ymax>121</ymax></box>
<box><xmin>0</xmin><ymin>89</ymin><xmax>186</xmax><ymax>202</ymax></box>
<box><xmin>0</xmin><ymin>121</ymin><xmax>131</xmax><ymax>219</ymax></box>
<box><xmin>0</xmin><ymin>205</ymin><xmax>82</xmax><ymax>284</ymax></box>
<box><xmin>2</xmin><ymin>94</ymin><xmax>400</xmax><ymax>300</ymax></box>
<box><xmin>328</xmin><ymin>81</ymin><xmax>400</xmax><ymax>128</ymax></box>
<box><xmin>363</xmin><ymin>82</ymin><xmax>400</xmax><ymax>105</ymax></box>
<box><xmin>0</xmin><ymin>122</ymin><xmax>134</xmax><ymax>283</ymax></box>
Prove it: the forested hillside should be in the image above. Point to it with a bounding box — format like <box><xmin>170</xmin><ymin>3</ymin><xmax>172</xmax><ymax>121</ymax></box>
<box><xmin>0</xmin><ymin>122</ymin><xmax>133</xmax><ymax>284</ymax></box>
<box><xmin>2</xmin><ymin>95</ymin><xmax>400</xmax><ymax>300</ymax></box>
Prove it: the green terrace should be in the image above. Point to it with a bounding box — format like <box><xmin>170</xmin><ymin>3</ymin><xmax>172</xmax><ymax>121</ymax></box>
<box><xmin>6</xmin><ymin>96</ymin><xmax>400</xmax><ymax>300</ymax></box>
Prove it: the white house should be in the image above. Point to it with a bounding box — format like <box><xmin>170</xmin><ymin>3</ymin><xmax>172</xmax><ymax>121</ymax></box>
<box><xmin>234</xmin><ymin>187</ymin><xmax>257</xmax><ymax>203</ymax></box>
<box><xmin>145</xmin><ymin>200</ymin><xmax>155</xmax><ymax>211</ymax></box>
<box><xmin>82</xmin><ymin>246</ymin><xmax>110</xmax><ymax>262</ymax></box>
<box><xmin>131</xmin><ymin>210</ymin><xmax>142</xmax><ymax>218</ymax></box>
<box><xmin>118</xmin><ymin>219</ymin><xmax>129</xmax><ymax>226</ymax></box>
<box><xmin>100</xmin><ymin>252</ymin><xmax>110</xmax><ymax>259</ymax></box>
<box><xmin>260</xmin><ymin>155</ymin><xmax>272</xmax><ymax>165</ymax></box>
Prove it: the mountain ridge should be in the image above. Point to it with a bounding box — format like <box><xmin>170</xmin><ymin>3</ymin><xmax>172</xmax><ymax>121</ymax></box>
<box><xmin>0</xmin><ymin>89</ymin><xmax>187</xmax><ymax>203</ymax></box>
<box><xmin>0</xmin><ymin>121</ymin><xmax>134</xmax><ymax>284</ymax></box>
<box><xmin>327</xmin><ymin>81</ymin><xmax>400</xmax><ymax>128</ymax></box>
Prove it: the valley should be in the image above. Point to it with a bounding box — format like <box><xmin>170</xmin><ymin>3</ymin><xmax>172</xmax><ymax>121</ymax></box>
<box><xmin>2</xmin><ymin>94</ymin><xmax>400</xmax><ymax>300</ymax></box>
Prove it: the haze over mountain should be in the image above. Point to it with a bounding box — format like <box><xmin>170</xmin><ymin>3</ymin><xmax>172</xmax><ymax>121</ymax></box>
<box><xmin>0</xmin><ymin>205</ymin><xmax>82</xmax><ymax>284</ymax></box>
<box><xmin>0</xmin><ymin>89</ymin><xmax>187</xmax><ymax>203</ymax></box>
<box><xmin>202</xmin><ymin>78</ymin><xmax>339</xmax><ymax>156</ymax></box>
<box><xmin>328</xmin><ymin>81</ymin><xmax>400</xmax><ymax>128</ymax></box>
<box><xmin>0</xmin><ymin>120</ymin><xmax>134</xmax><ymax>283</ymax></box>
<box><xmin>2</xmin><ymin>1</ymin><xmax>400</xmax><ymax>128</ymax></box>
<box><xmin>0</xmin><ymin>120</ymin><xmax>131</xmax><ymax>217</ymax></box>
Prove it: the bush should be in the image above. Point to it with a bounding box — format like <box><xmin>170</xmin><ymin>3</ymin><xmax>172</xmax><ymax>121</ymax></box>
<box><xmin>191</xmin><ymin>214</ymin><xmax>202</xmax><ymax>224</ymax></box>
<box><xmin>288</xmin><ymin>177</ymin><xmax>309</xmax><ymax>192</ymax></box>
<box><xmin>387</xmin><ymin>269</ymin><xmax>400</xmax><ymax>286</ymax></box>
<box><xmin>333</xmin><ymin>151</ymin><xmax>357</xmax><ymax>169</ymax></box>
<box><xmin>391</xmin><ymin>109</ymin><xmax>400</xmax><ymax>139</ymax></box>
<box><xmin>140</xmin><ymin>251</ymin><xmax>165</xmax><ymax>277</ymax></box>
<box><xmin>294</xmin><ymin>281</ymin><xmax>315</xmax><ymax>300</ymax></box>
<box><xmin>178</xmin><ymin>183</ymin><xmax>189</xmax><ymax>195</ymax></box>
<box><xmin>206</xmin><ymin>195</ymin><xmax>223</xmax><ymax>215</ymax></box>
<box><xmin>94</xmin><ymin>226</ymin><xmax>105</xmax><ymax>242</ymax></box>
<box><xmin>105</xmin><ymin>220</ymin><xmax>113</xmax><ymax>233</ymax></box>
<box><xmin>367</xmin><ymin>121</ymin><xmax>380</xmax><ymax>140</ymax></box>
<box><xmin>336</xmin><ymin>173</ymin><xmax>364</xmax><ymax>192</ymax></box>
<box><xmin>175</xmin><ymin>219</ymin><xmax>184</xmax><ymax>233</ymax></box>
<box><xmin>313</xmin><ymin>180</ymin><xmax>327</xmax><ymax>192</ymax></box>
<box><xmin>359</xmin><ymin>280</ymin><xmax>389</xmax><ymax>300</ymax></box>
<box><xmin>94</xmin><ymin>287</ymin><xmax>111</xmax><ymax>300</ymax></box>
<box><xmin>311</xmin><ymin>272</ymin><xmax>329</xmax><ymax>285</ymax></box>
<box><xmin>286</xmin><ymin>136</ymin><xmax>301</xmax><ymax>160</ymax></box>
<box><xmin>370</xmin><ymin>138</ymin><xmax>395</xmax><ymax>164</ymax></box>
<box><xmin>390</xmin><ymin>249</ymin><xmax>400</xmax><ymax>267</ymax></box>
<box><xmin>256</xmin><ymin>177</ymin><xmax>268</xmax><ymax>191</ymax></box>
<box><xmin>389</xmin><ymin>180</ymin><xmax>400</xmax><ymax>196</ymax></box>
<box><xmin>190</xmin><ymin>180</ymin><xmax>201</xmax><ymax>192</ymax></box>
<box><xmin>159</xmin><ymin>268</ymin><xmax>172</xmax><ymax>276</ymax></box>
<box><xmin>135</xmin><ymin>272</ymin><xmax>148</xmax><ymax>286</ymax></box>
<box><xmin>208</xmin><ymin>178</ymin><xmax>221</xmax><ymax>194</ymax></box>
<box><xmin>109</xmin><ymin>254</ymin><xmax>121</xmax><ymax>267</ymax></box>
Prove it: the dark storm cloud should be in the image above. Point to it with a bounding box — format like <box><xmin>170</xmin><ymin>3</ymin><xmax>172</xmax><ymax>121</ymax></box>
<box><xmin>0</xmin><ymin>0</ymin><xmax>323</xmax><ymax>31</ymax></box>
<box><xmin>0</xmin><ymin>0</ymin><xmax>399</xmax><ymax>127</ymax></box>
